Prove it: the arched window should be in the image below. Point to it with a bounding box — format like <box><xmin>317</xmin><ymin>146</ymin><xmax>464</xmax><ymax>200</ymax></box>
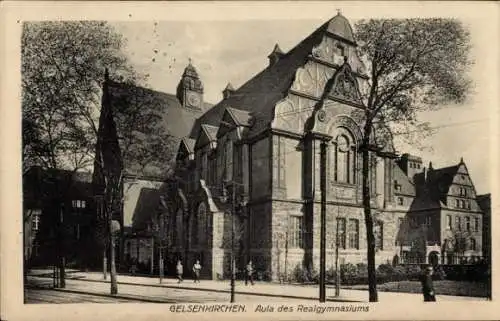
<box><xmin>333</xmin><ymin>130</ymin><xmax>356</xmax><ymax>184</ymax></box>
<box><xmin>175</xmin><ymin>209</ymin><xmax>183</xmax><ymax>246</ymax></box>
<box><xmin>197</xmin><ymin>202</ymin><xmax>207</xmax><ymax>245</ymax></box>
<box><xmin>470</xmin><ymin>238</ymin><xmax>476</xmax><ymax>251</ymax></box>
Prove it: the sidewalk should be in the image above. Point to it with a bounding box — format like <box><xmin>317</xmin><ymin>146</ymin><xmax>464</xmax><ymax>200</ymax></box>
<box><xmin>28</xmin><ymin>269</ymin><xmax>486</xmax><ymax>302</ymax></box>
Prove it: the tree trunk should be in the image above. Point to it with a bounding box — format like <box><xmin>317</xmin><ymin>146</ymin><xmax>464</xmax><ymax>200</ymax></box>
<box><xmin>362</xmin><ymin>141</ymin><xmax>378</xmax><ymax>302</ymax></box>
<box><xmin>103</xmin><ymin>247</ymin><xmax>108</xmax><ymax>280</ymax></box>
<box><xmin>109</xmin><ymin>236</ymin><xmax>118</xmax><ymax>295</ymax></box>
<box><xmin>108</xmin><ymin>213</ymin><xmax>118</xmax><ymax>295</ymax></box>
<box><xmin>159</xmin><ymin>246</ymin><xmax>164</xmax><ymax>284</ymax></box>
<box><xmin>58</xmin><ymin>204</ymin><xmax>66</xmax><ymax>288</ymax></box>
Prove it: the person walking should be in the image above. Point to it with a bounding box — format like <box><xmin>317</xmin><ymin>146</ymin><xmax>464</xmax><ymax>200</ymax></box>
<box><xmin>245</xmin><ymin>260</ymin><xmax>255</xmax><ymax>285</ymax></box>
<box><xmin>420</xmin><ymin>265</ymin><xmax>436</xmax><ymax>302</ymax></box>
<box><xmin>192</xmin><ymin>260</ymin><xmax>202</xmax><ymax>283</ymax></box>
<box><xmin>176</xmin><ymin>260</ymin><xmax>183</xmax><ymax>283</ymax></box>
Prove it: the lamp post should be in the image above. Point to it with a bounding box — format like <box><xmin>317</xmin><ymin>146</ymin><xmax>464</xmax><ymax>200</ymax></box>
<box><xmin>220</xmin><ymin>180</ymin><xmax>245</xmax><ymax>303</ymax></box>
<box><xmin>319</xmin><ymin>141</ymin><xmax>327</xmax><ymax>302</ymax></box>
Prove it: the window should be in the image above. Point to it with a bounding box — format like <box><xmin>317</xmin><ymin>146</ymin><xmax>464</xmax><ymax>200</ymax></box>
<box><xmin>474</xmin><ymin>217</ymin><xmax>479</xmax><ymax>232</ymax></box>
<box><xmin>333</xmin><ymin>132</ymin><xmax>355</xmax><ymax>184</ymax></box>
<box><xmin>446</xmin><ymin>215</ymin><xmax>452</xmax><ymax>230</ymax></box>
<box><xmin>398</xmin><ymin>217</ymin><xmax>404</xmax><ymax>229</ymax></box>
<box><xmin>470</xmin><ymin>238</ymin><xmax>476</xmax><ymax>251</ymax></box>
<box><xmin>374</xmin><ymin>221</ymin><xmax>383</xmax><ymax>251</ymax></box>
<box><xmin>197</xmin><ymin>203</ymin><xmax>207</xmax><ymax>245</ymax></box>
<box><xmin>289</xmin><ymin>216</ymin><xmax>303</xmax><ymax>248</ymax></box>
<box><xmin>336</xmin><ymin>44</ymin><xmax>345</xmax><ymax>57</ymax></box>
<box><xmin>234</xmin><ymin>144</ymin><xmax>243</xmax><ymax>180</ymax></box>
<box><xmin>337</xmin><ymin>218</ymin><xmax>346</xmax><ymax>249</ymax></box>
<box><xmin>461</xmin><ymin>200</ymin><xmax>466</xmax><ymax>209</ymax></box>
<box><xmin>72</xmin><ymin>200</ymin><xmax>86</xmax><ymax>209</ymax></box>
<box><xmin>417</xmin><ymin>164</ymin><xmax>421</xmax><ymax>169</ymax></box>
<box><xmin>394</xmin><ymin>181</ymin><xmax>401</xmax><ymax>192</ymax></box>
<box><xmin>199</xmin><ymin>151</ymin><xmax>207</xmax><ymax>180</ymax></box>
<box><xmin>396</xmin><ymin>218</ymin><xmax>404</xmax><ymax>246</ymax></box>
<box><xmin>425</xmin><ymin>216</ymin><xmax>431</xmax><ymax>226</ymax></box>
<box><xmin>456</xmin><ymin>216</ymin><xmax>461</xmax><ymax>231</ymax></box>
<box><xmin>175</xmin><ymin>209</ymin><xmax>183</xmax><ymax>246</ymax></box>
<box><xmin>224</xmin><ymin>140</ymin><xmax>233</xmax><ymax>181</ymax></box>
<box><xmin>467</xmin><ymin>201</ymin><xmax>471</xmax><ymax>210</ymax></box>
<box><xmin>348</xmin><ymin>219</ymin><xmax>359</xmax><ymax>249</ymax></box>
<box><xmin>209</xmin><ymin>156</ymin><xmax>217</xmax><ymax>185</ymax></box>
<box><xmin>465</xmin><ymin>216</ymin><xmax>471</xmax><ymax>231</ymax></box>
<box><xmin>31</xmin><ymin>213</ymin><xmax>40</xmax><ymax>231</ymax></box>
<box><xmin>397</xmin><ymin>197</ymin><xmax>404</xmax><ymax>205</ymax></box>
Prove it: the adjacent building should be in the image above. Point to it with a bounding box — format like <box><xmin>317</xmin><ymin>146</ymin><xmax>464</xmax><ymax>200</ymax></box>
<box><xmin>23</xmin><ymin>167</ymin><xmax>95</xmax><ymax>268</ymax></box>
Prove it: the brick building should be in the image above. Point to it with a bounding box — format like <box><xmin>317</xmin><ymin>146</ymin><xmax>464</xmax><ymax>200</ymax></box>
<box><xmin>97</xmin><ymin>13</ymin><xmax>488</xmax><ymax>280</ymax></box>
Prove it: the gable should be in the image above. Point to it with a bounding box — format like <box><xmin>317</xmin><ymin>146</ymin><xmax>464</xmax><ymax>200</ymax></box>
<box><xmin>328</xmin><ymin>63</ymin><xmax>363</xmax><ymax>106</ymax></box>
<box><xmin>217</xmin><ymin>109</ymin><xmax>238</xmax><ymax>138</ymax></box>
<box><xmin>195</xmin><ymin>124</ymin><xmax>218</xmax><ymax>150</ymax></box>
<box><xmin>176</xmin><ymin>138</ymin><xmax>195</xmax><ymax>161</ymax></box>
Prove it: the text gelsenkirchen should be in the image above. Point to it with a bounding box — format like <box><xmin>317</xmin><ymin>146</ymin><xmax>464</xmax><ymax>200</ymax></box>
<box><xmin>170</xmin><ymin>304</ymin><xmax>246</xmax><ymax>313</ymax></box>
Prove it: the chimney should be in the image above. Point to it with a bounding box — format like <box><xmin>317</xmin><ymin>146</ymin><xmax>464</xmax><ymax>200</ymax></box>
<box><xmin>267</xmin><ymin>43</ymin><xmax>285</xmax><ymax>66</ymax></box>
<box><xmin>222</xmin><ymin>82</ymin><xmax>235</xmax><ymax>99</ymax></box>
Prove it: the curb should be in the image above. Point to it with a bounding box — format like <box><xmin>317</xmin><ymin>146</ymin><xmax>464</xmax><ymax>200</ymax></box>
<box><xmin>51</xmin><ymin>287</ymin><xmax>178</xmax><ymax>303</ymax></box>
<box><xmin>29</xmin><ymin>275</ymin><xmax>363</xmax><ymax>303</ymax></box>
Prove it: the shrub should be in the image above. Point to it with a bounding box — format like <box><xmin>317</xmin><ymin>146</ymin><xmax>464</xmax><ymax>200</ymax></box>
<box><xmin>377</xmin><ymin>263</ymin><xmax>395</xmax><ymax>275</ymax></box>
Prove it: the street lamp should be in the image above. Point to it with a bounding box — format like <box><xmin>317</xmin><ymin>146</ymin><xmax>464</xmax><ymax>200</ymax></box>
<box><xmin>219</xmin><ymin>180</ymin><xmax>245</xmax><ymax>303</ymax></box>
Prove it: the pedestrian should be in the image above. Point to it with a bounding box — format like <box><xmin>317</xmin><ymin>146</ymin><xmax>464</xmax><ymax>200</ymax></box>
<box><xmin>245</xmin><ymin>260</ymin><xmax>255</xmax><ymax>285</ymax></box>
<box><xmin>420</xmin><ymin>265</ymin><xmax>436</xmax><ymax>302</ymax></box>
<box><xmin>176</xmin><ymin>260</ymin><xmax>183</xmax><ymax>283</ymax></box>
<box><xmin>193</xmin><ymin>260</ymin><xmax>202</xmax><ymax>283</ymax></box>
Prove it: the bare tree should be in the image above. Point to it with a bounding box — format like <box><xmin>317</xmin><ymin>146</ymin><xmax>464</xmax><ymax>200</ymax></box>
<box><xmin>314</xmin><ymin>18</ymin><xmax>472</xmax><ymax>302</ymax></box>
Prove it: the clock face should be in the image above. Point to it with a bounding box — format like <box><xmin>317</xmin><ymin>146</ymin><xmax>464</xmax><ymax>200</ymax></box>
<box><xmin>187</xmin><ymin>92</ymin><xmax>200</xmax><ymax>107</ymax></box>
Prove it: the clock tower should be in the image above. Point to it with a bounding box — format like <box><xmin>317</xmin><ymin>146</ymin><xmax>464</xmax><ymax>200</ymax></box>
<box><xmin>176</xmin><ymin>60</ymin><xmax>204</xmax><ymax>110</ymax></box>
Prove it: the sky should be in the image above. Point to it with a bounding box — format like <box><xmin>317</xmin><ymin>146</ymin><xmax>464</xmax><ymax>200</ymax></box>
<box><xmin>109</xmin><ymin>4</ymin><xmax>497</xmax><ymax>195</ymax></box>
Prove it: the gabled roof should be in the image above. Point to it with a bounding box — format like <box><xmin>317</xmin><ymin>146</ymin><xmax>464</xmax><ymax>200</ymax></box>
<box><xmin>187</xmin><ymin>14</ymin><xmax>362</xmax><ymax>141</ymax></box>
<box><xmin>106</xmin><ymin>80</ymin><xmax>212</xmax><ymax>178</ymax></box>
<box><xmin>326</xmin><ymin>12</ymin><xmax>356</xmax><ymax>44</ymax></box>
<box><xmin>131</xmin><ymin>187</ymin><xmax>162</xmax><ymax>230</ymax></box>
<box><xmin>176</xmin><ymin>137</ymin><xmax>196</xmax><ymax>161</ymax></box>
<box><xmin>426</xmin><ymin>165</ymin><xmax>460</xmax><ymax>200</ymax></box>
<box><xmin>182</xmin><ymin>137</ymin><xmax>196</xmax><ymax>153</ymax></box>
<box><xmin>201</xmin><ymin>124</ymin><xmax>219</xmax><ymax>141</ymax></box>
<box><xmin>188</xmin><ymin>20</ymin><xmax>331</xmax><ymax>140</ymax></box>
<box><xmin>226</xmin><ymin>107</ymin><xmax>253</xmax><ymax>127</ymax></box>
<box><xmin>195</xmin><ymin>124</ymin><xmax>219</xmax><ymax>149</ymax></box>
<box><xmin>477</xmin><ymin>193</ymin><xmax>491</xmax><ymax>213</ymax></box>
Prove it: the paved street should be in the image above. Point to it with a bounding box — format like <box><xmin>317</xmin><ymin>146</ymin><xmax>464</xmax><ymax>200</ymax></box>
<box><xmin>26</xmin><ymin>273</ymin><xmax>318</xmax><ymax>304</ymax></box>
<box><xmin>25</xmin><ymin>269</ymin><xmax>488</xmax><ymax>303</ymax></box>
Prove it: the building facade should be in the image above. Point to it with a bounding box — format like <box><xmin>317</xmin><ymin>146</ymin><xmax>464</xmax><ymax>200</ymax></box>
<box><xmin>23</xmin><ymin>167</ymin><xmax>96</xmax><ymax>268</ymax></box>
<box><xmin>96</xmin><ymin>13</ymin><xmax>488</xmax><ymax>280</ymax></box>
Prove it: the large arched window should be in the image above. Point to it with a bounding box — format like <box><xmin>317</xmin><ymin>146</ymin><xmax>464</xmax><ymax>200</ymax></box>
<box><xmin>175</xmin><ymin>209</ymin><xmax>183</xmax><ymax>247</ymax></box>
<box><xmin>197</xmin><ymin>202</ymin><xmax>207</xmax><ymax>246</ymax></box>
<box><xmin>333</xmin><ymin>130</ymin><xmax>356</xmax><ymax>184</ymax></box>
